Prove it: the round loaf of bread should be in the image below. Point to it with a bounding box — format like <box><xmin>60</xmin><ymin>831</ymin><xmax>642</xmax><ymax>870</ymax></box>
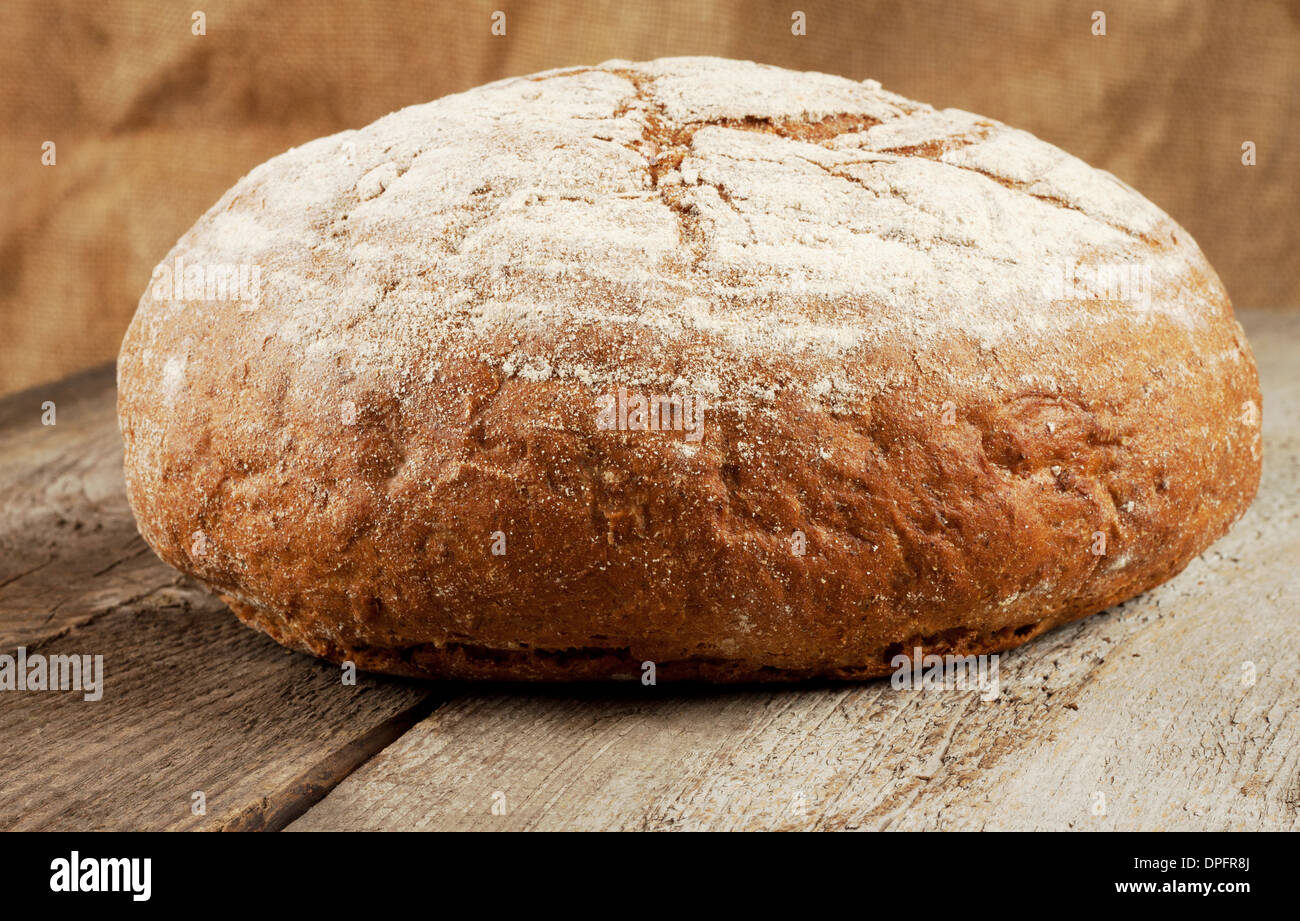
<box><xmin>118</xmin><ymin>57</ymin><xmax>1262</xmax><ymax>681</ymax></box>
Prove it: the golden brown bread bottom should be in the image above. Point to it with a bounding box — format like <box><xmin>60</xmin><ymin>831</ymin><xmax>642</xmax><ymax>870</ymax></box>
<box><xmin>205</xmin><ymin>310</ymin><xmax>1259</xmax><ymax>683</ymax></box>
<box><xmin>223</xmin><ymin>589</ymin><xmax>1125</xmax><ymax>683</ymax></box>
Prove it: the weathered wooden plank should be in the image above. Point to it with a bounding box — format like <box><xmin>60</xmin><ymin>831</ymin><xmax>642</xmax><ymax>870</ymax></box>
<box><xmin>0</xmin><ymin>365</ymin><xmax>162</xmax><ymax>650</ymax></box>
<box><xmin>0</xmin><ymin>597</ymin><xmax>439</xmax><ymax>831</ymax></box>
<box><xmin>289</xmin><ymin>310</ymin><xmax>1300</xmax><ymax>832</ymax></box>
<box><xmin>0</xmin><ymin>365</ymin><xmax>440</xmax><ymax>830</ymax></box>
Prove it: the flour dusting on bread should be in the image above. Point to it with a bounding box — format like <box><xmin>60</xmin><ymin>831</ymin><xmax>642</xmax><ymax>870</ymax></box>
<box><xmin>143</xmin><ymin>57</ymin><xmax>1220</xmax><ymax>411</ymax></box>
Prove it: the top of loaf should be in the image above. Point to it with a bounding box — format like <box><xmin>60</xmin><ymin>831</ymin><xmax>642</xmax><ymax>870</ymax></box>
<box><xmin>134</xmin><ymin>57</ymin><xmax>1229</xmax><ymax>409</ymax></box>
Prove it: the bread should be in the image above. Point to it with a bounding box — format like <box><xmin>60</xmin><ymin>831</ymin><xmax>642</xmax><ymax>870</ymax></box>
<box><xmin>117</xmin><ymin>57</ymin><xmax>1262</xmax><ymax>682</ymax></box>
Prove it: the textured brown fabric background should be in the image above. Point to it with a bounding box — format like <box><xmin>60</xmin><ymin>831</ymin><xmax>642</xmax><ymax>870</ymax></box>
<box><xmin>1</xmin><ymin>0</ymin><xmax>1296</xmax><ymax>396</ymax></box>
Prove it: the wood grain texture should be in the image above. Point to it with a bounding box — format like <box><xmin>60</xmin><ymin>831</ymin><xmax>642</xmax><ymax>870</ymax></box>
<box><xmin>0</xmin><ymin>368</ymin><xmax>439</xmax><ymax>830</ymax></box>
<box><xmin>289</xmin><ymin>311</ymin><xmax>1300</xmax><ymax>832</ymax></box>
<box><xmin>0</xmin><ymin>365</ymin><xmax>155</xmax><ymax>650</ymax></box>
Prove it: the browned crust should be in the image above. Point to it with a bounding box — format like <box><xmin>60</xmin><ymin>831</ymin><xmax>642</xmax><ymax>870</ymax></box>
<box><xmin>124</xmin><ymin>325</ymin><xmax>1262</xmax><ymax>683</ymax></box>
<box><xmin>116</xmin><ymin>63</ymin><xmax>1263</xmax><ymax>683</ymax></box>
<box><xmin>119</xmin><ymin>306</ymin><xmax>1261</xmax><ymax>682</ymax></box>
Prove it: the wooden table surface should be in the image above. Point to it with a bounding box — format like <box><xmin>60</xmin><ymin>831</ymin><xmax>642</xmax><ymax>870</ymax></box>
<box><xmin>2</xmin><ymin>310</ymin><xmax>1297</xmax><ymax>832</ymax></box>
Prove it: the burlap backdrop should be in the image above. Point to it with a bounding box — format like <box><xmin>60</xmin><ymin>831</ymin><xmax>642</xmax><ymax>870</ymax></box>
<box><xmin>2</xmin><ymin>0</ymin><xmax>1296</xmax><ymax>396</ymax></box>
